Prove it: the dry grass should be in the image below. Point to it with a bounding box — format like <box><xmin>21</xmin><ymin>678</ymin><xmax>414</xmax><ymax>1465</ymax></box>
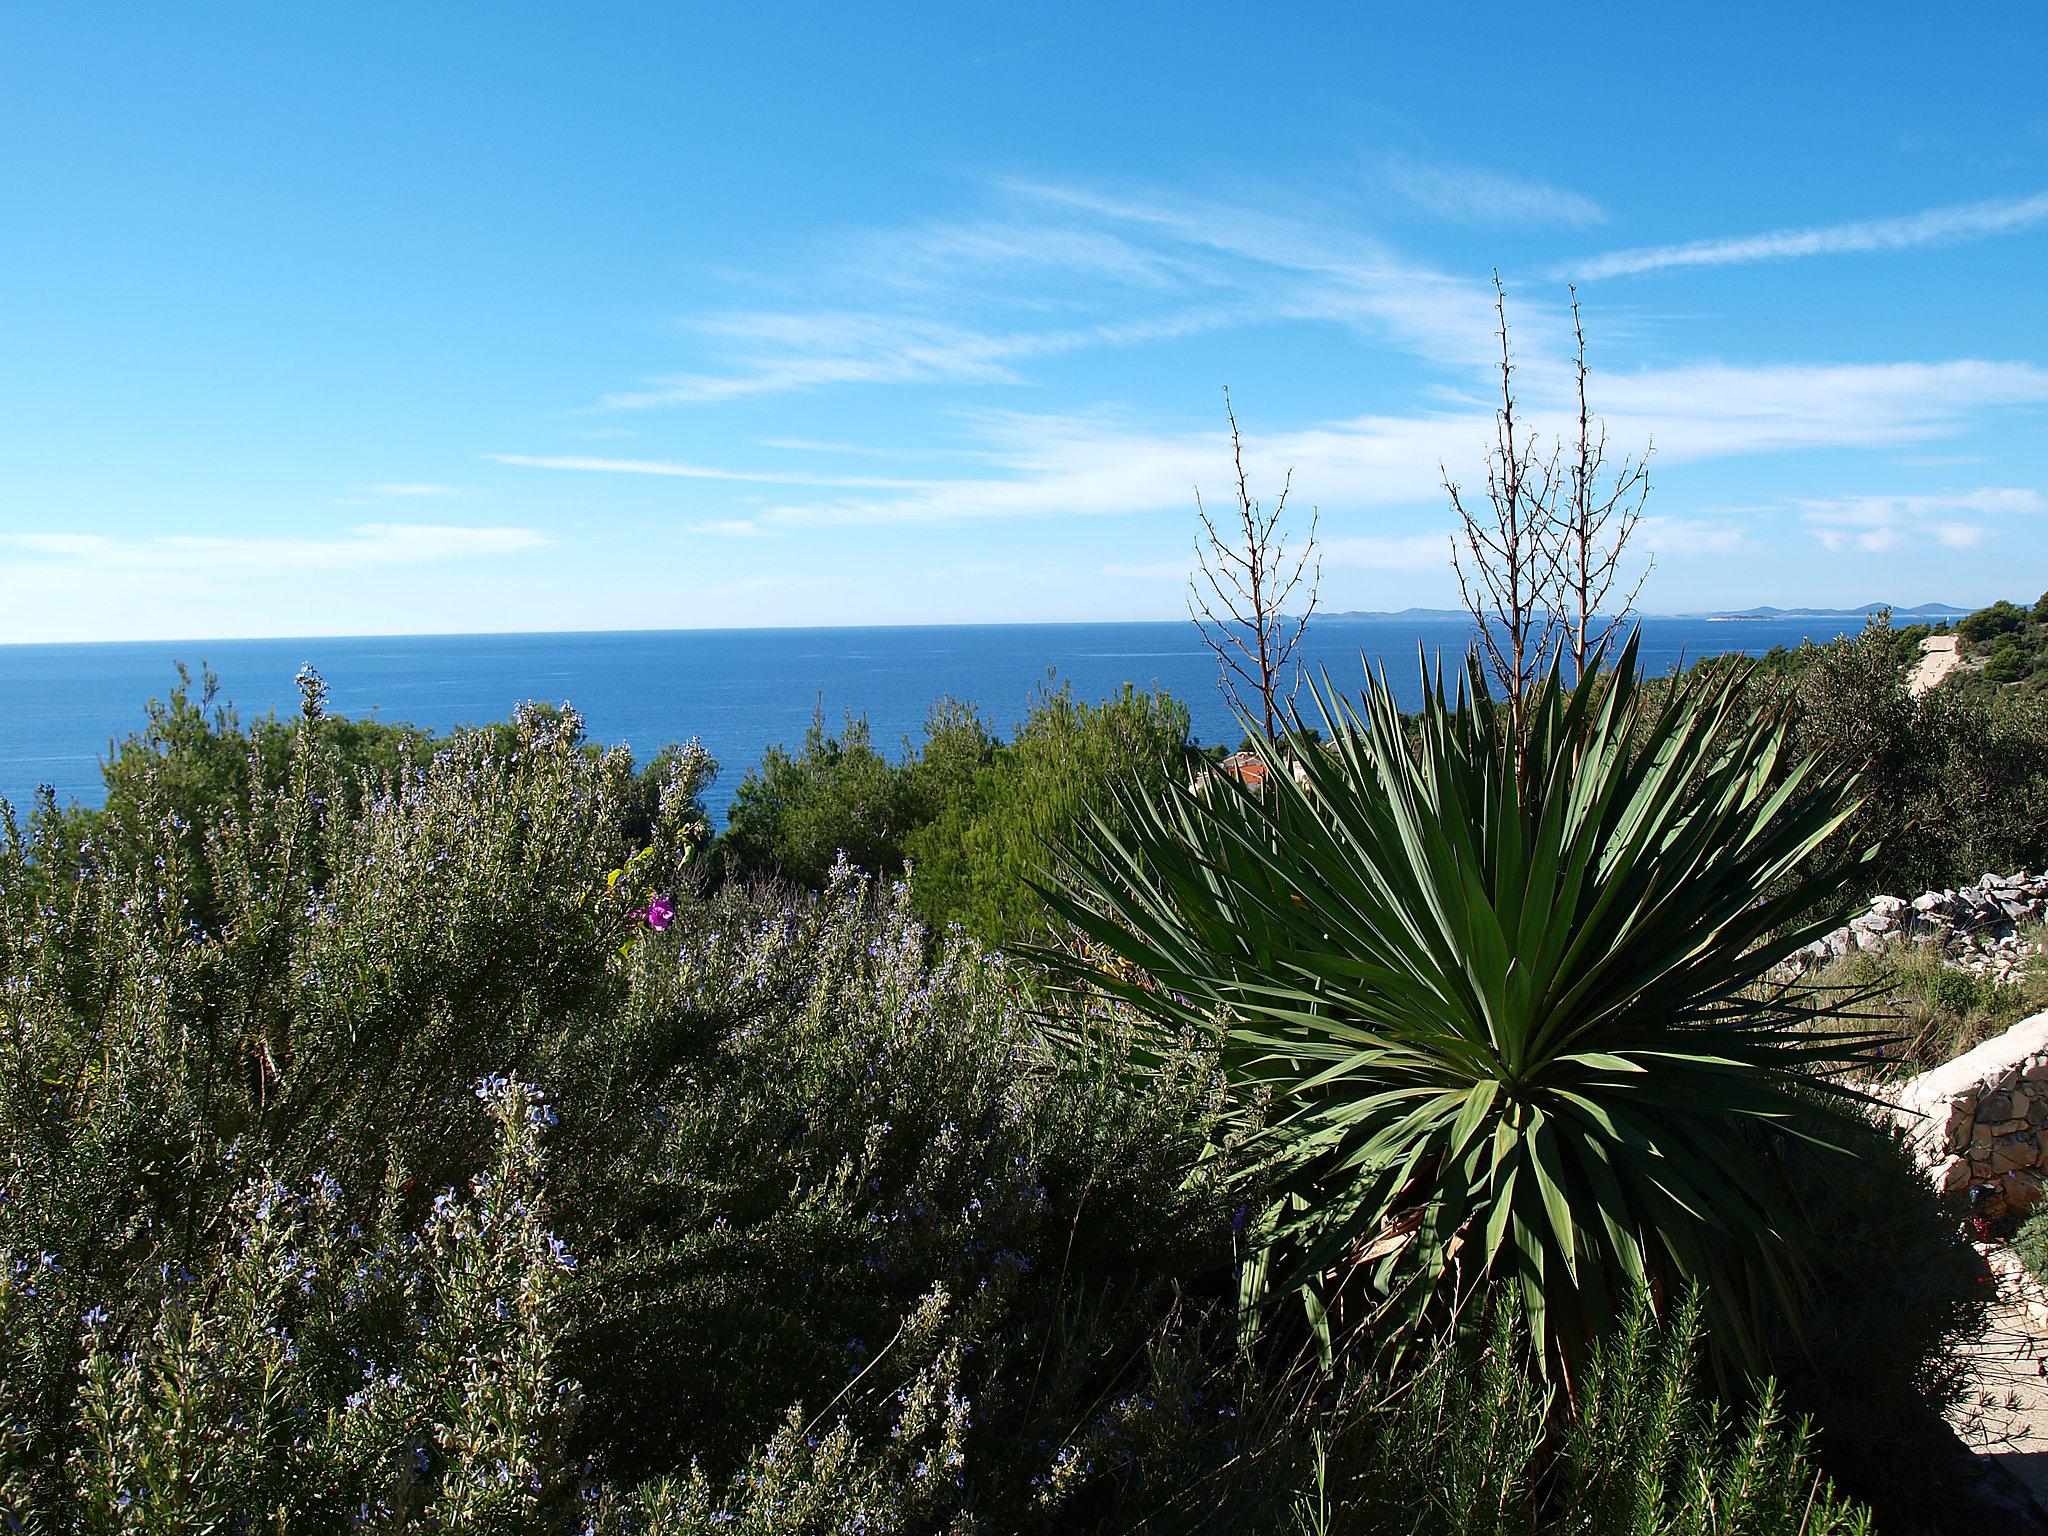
<box><xmin>1789</xmin><ymin>923</ymin><xmax>2048</xmax><ymax>1077</ymax></box>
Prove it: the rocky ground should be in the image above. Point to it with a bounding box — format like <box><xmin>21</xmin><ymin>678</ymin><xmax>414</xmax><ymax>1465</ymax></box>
<box><xmin>1789</xmin><ymin>872</ymin><xmax>2048</xmax><ymax>985</ymax></box>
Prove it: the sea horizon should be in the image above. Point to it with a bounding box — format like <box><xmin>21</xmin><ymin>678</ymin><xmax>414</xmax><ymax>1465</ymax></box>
<box><xmin>0</xmin><ymin>613</ymin><xmax>1878</xmax><ymax>821</ymax></box>
<box><xmin>0</xmin><ymin>601</ymin><xmax>1951</xmax><ymax>651</ymax></box>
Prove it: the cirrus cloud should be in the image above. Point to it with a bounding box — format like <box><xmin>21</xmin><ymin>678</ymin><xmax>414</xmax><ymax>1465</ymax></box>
<box><xmin>0</xmin><ymin>523</ymin><xmax>552</xmax><ymax>578</ymax></box>
<box><xmin>1566</xmin><ymin>189</ymin><xmax>2048</xmax><ymax>280</ymax></box>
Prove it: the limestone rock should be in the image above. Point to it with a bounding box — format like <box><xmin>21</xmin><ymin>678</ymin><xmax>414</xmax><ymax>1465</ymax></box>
<box><xmin>1894</xmin><ymin>1009</ymin><xmax>2048</xmax><ymax>1209</ymax></box>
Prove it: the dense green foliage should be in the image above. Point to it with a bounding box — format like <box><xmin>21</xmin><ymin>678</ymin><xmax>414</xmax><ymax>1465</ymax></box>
<box><xmin>0</xmin><ymin>700</ymin><xmax>1252</xmax><ymax>1530</ymax></box>
<box><xmin>1957</xmin><ymin>600</ymin><xmax>2026</xmax><ymax>647</ymax></box>
<box><xmin>1042</xmin><ymin>639</ymin><xmax>1883</xmax><ymax>1381</ymax></box>
<box><xmin>2011</xmin><ymin>1204</ymin><xmax>2048</xmax><ymax>1291</ymax></box>
<box><xmin>1955</xmin><ymin>592</ymin><xmax>2048</xmax><ymax>688</ymax></box>
<box><xmin>0</xmin><ymin>677</ymin><xmax>1910</xmax><ymax>1531</ymax></box>
<box><xmin>717</xmin><ymin>708</ymin><xmax>920</xmax><ymax>890</ymax></box>
<box><xmin>1764</xmin><ymin>613</ymin><xmax>2048</xmax><ymax>902</ymax></box>
<box><xmin>721</xmin><ymin>682</ymin><xmax>1193</xmax><ymax>945</ymax></box>
<box><xmin>719</xmin><ymin>595</ymin><xmax>2048</xmax><ymax>952</ymax></box>
<box><xmin>44</xmin><ymin>666</ymin><xmax>713</xmax><ymax>930</ymax></box>
<box><xmin>904</xmin><ymin>684</ymin><xmax>1192</xmax><ymax>942</ymax></box>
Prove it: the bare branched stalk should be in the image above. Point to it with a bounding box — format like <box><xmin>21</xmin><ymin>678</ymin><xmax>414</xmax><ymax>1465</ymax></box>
<box><xmin>1446</xmin><ymin>275</ymin><xmax>1562</xmax><ymax>782</ymax></box>
<box><xmin>1554</xmin><ymin>286</ymin><xmax>1652</xmax><ymax>681</ymax></box>
<box><xmin>1190</xmin><ymin>389</ymin><xmax>1322</xmax><ymax>739</ymax></box>
<box><xmin>1446</xmin><ymin>279</ymin><xmax>1654</xmax><ymax>785</ymax></box>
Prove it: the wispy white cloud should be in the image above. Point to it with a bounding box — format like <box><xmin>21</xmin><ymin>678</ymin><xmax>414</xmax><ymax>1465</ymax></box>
<box><xmin>1382</xmin><ymin>154</ymin><xmax>1607</xmax><ymax>227</ymax></box>
<box><xmin>474</xmin><ymin>171</ymin><xmax>2048</xmax><ymax>597</ymax></box>
<box><xmin>1566</xmin><ymin>189</ymin><xmax>2048</xmax><ymax>280</ymax></box>
<box><xmin>1634</xmin><ymin>515</ymin><xmax>1747</xmax><ymax>556</ymax></box>
<box><xmin>1796</xmin><ymin>486</ymin><xmax>2044</xmax><ymax>552</ymax></box>
<box><xmin>835</xmin><ymin>215</ymin><xmax>1212</xmax><ymax>295</ymax></box>
<box><xmin>623</xmin><ymin>174</ymin><xmax>2048</xmax><ymax>443</ymax></box>
<box><xmin>587</xmin><ymin>176</ymin><xmax>1521</xmax><ymax>412</ymax></box>
<box><xmin>760</xmin><ymin>436</ymin><xmax>927</xmax><ymax>457</ymax></box>
<box><xmin>1806</xmin><ymin>487</ymin><xmax>2047</xmax><ymax>519</ymax></box>
<box><xmin>1322</xmin><ymin>532</ymin><xmax>1461</xmax><ymax>570</ymax></box>
<box><xmin>994</xmin><ymin>177</ymin><xmax>1518</xmax><ymax>374</ymax></box>
<box><xmin>1596</xmin><ymin>361</ymin><xmax>2048</xmax><ymax>458</ymax></box>
<box><xmin>731</xmin><ymin>407</ymin><xmax>1465</xmax><ymax>529</ymax></box>
<box><xmin>598</xmin><ymin>308</ymin><xmax>1240</xmax><ymax>409</ymax></box>
<box><xmin>484</xmin><ymin>453</ymin><xmax>927</xmax><ymax>490</ymax></box>
<box><xmin>671</xmin><ymin>359</ymin><xmax>2048</xmax><ymax>532</ymax></box>
<box><xmin>0</xmin><ymin>523</ymin><xmax>550</xmax><ymax>577</ymax></box>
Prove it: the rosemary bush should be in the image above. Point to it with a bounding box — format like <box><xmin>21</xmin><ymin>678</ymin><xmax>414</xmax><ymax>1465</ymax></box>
<box><xmin>0</xmin><ymin>697</ymin><xmax>1249</xmax><ymax>1531</ymax></box>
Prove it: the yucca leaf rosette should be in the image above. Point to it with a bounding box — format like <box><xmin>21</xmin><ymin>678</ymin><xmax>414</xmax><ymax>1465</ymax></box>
<box><xmin>1036</xmin><ymin>634</ymin><xmax>1881</xmax><ymax>1378</ymax></box>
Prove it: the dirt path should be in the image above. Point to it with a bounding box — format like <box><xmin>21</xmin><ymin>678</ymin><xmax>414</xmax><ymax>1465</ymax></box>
<box><xmin>1912</xmin><ymin>634</ymin><xmax>1963</xmax><ymax>696</ymax></box>
<box><xmin>1950</xmin><ymin>1243</ymin><xmax>2048</xmax><ymax>1521</ymax></box>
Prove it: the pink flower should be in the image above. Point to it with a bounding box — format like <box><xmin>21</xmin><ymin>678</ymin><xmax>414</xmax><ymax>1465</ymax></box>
<box><xmin>641</xmin><ymin>893</ymin><xmax>674</xmax><ymax>932</ymax></box>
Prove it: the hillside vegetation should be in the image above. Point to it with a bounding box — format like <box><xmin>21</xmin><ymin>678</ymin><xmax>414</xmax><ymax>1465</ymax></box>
<box><xmin>1953</xmin><ymin>591</ymin><xmax>2048</xmax><ymax>690</ymax></box>
<box><xmin>4</xmin><ymin>629</ymin><xmax>2019</xmax><ymax>1531</ymax></box>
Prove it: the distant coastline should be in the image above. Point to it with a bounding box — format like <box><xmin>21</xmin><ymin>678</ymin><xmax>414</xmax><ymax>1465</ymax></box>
<box><xmin>1322</xmin><ymin>602</ymin><xmax>1967</xmax><ymax>625</ymax></box>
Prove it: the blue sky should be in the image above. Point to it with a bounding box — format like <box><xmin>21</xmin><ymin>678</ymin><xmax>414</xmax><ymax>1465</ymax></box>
<box><xmin>2</xmin><ymin>3</ymin><xmax>2044</xmax><ymax>641</ymax></box>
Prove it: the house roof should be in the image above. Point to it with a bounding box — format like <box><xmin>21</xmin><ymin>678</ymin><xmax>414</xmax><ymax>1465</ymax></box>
<box><xmin>1216</xmin><ymin>750</ymin><xmax>1269</xmax><ymax>788</ymax></box>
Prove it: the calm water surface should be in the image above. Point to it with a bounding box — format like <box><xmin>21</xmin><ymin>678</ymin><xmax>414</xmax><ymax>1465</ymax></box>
<box><xmin>0</xmin><ymin>617</ymin><xmax>1865</xmax><ymax>822</ymax></box>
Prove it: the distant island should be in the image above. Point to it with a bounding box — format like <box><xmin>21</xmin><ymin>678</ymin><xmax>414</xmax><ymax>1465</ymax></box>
<box><xmin>1318</xmin><ymin>607</ymin><xmax>1475</xmax><ymax>622</ymax></box>
<box><xmin>1318</xmin><ymin>603</ymin><xmax>1968</xmax><ymax>624</ymax></box>
<box><xmin>1693</xmin><ymin>603</ymin><xmax>1968</xmax><ymax>622</ymax></box>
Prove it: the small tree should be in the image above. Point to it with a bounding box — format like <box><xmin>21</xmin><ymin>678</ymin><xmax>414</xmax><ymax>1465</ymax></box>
<box><xmin>1190</xmin><ymin>390</ymin><xmax>1321</xmax><ymax>739</ymax></box>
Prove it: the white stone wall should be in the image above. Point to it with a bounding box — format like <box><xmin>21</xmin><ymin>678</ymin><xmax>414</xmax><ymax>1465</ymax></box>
<box><xmin>1893</xmin><ymin>1010</ymin><xmax>2048</xmax><ymax>1218</ymax></box>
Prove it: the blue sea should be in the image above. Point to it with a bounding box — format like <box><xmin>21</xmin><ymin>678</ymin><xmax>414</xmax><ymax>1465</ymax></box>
<box><xmin>0</xmin><ymin>616</ymin><xmax>1867</xmax><ymax>823</ymax></box>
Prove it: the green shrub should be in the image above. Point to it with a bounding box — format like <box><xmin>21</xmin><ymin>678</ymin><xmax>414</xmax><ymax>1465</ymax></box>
<box><xmin>0</xmin><ymin>672</ymin><xmax>1925</xmax><ymax>1533</ymax></box>
<box><xmin>2012</xmin><ymin>1206</ymin><xmax>2048</xmax><ymax>1289</ymax></box>
<box><xmin>718</xmin><ymin>708</ymin><xmax>919</xmax><ymax>888</ymax></box>
<box><xmin>1958</xmin><ymin>600</ymin><xmax>2027</xmax><ymax>646</ymax></box>
<box><xmin>1784</xmin><ymin>614</ymin><xmax>2048</xmax><ymax>898</ymax></box>
<box><xmin>1042</xmin><ymin>637</ymin><xmax>1880</xmax><ymax>1381</ymax></box>
<box><xmin>58</xmin><ymin>667</ymin><xmax>714</xmax><ymax>941</ymax></box>
<box><xmin>0</xmin><ymin>694</ymin><xmax>1263</xmax><ymax>1530</ymax></box>
<box><xmin>715</xmin><ymin>682</ymin><xmax>1194</xmax><ymax>947</ymax></box>
<box><xmin>905</xmin><ymin>681</ymin><xmax>1192</xmax><ymax>944</ymax></box>
<box><xmin>557</xmin><ymin>867</ymin><xmax>1245</xmax><ymax>1504</ymax></box>
<box><xmin>1939</xmin><ymin>594</ymin><xmax>2048</xmax><ymax>690</ymax></box>
<box><xmin>1796</xmin><ymin>928</ymin><xmax>2047</xmax><ymax>1074</ymax></box>
<box><xmin>1984</xmin><ymin>632</ymin><xmax>2032</xmax><ymax>684</ymax></box>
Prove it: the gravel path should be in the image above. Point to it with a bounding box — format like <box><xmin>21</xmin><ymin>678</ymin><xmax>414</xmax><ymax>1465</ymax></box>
<box><xmin>1911</xmin><ymin>634</ymin><xmax>1964</xmax><ymax>696</ymax></box>
<box><xmin>1949</xmin><ymin>1243</ymin><xmax>2048</xmax><ymax>1525</ymax></box>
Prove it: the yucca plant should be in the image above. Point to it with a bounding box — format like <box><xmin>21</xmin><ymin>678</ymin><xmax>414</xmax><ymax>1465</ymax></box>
<box><xmin>1036</xmin><ymin>634</ymin><xmax>1883</xmax><ymax>1382</ymax></box>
